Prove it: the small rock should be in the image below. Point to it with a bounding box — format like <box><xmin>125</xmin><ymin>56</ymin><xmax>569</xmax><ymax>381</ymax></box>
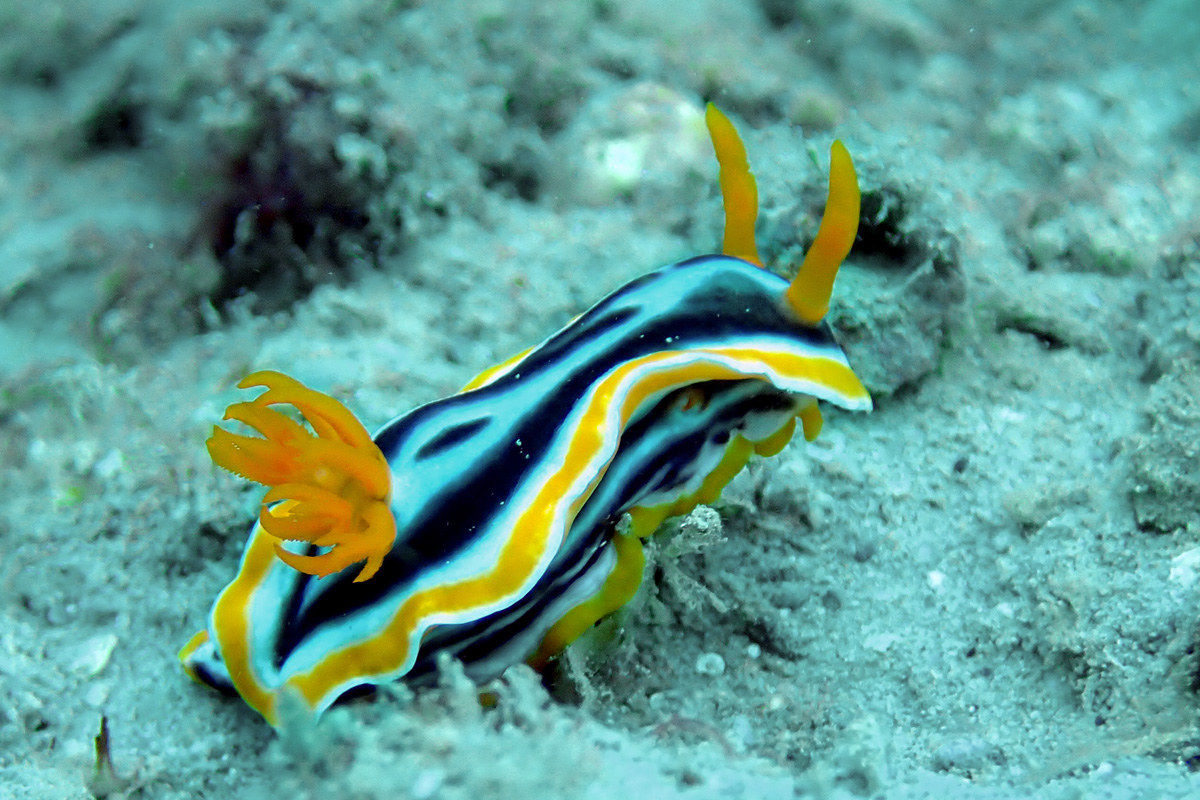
<box><xmin>863</xmin><ymin>632</ymin><xmax>900</xmax><ymax>654</ymax></box>
<box><xmin>1169</xmin><ymin>547</ymin><xmax>1200</xmax><ymax>589</ymax></box>
<box><xmin>412</xmin><ymin>769</ymin><xmax>444</xmax><ymax>800</ymax></box>
<box><xmin>85</xmin><ymin>684</ymin><xmax>110</xmax><ymax>708</ymax></box>
<box><xmin>70</xmin><ymin>634</ymin><xmax>117</xmax><ymax>677</ymax></box>
<box><xmin>1130</xmin><ymin>361</ymin><xmax>1200</xmax><ymax>532</ymax></box>
<box><xmin>554</xmin><ymin>83</ymin><xmax>709</xmax><ymax>207</ymax></box>
<box><xmin>932</xmin><ymin>736</ymin><xmax>1004</xmax><ymax>773</ymax></box>
<box><xmin>695</xmin><ymin>652</ymin><xmax>726</xmax><ymax>676</ymax></box>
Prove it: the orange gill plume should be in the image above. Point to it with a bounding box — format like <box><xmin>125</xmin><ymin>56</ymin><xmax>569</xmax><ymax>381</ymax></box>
<box><xmin>205</xmin><ymin>370</ymin><xmax>396</xmax><ymax>582</ymax></box>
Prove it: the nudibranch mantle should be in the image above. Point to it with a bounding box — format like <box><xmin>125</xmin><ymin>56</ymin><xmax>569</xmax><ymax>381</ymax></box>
<box><xmin>181</xmin><ymin>104</ymin><xmax>871</xmax><ymax>727</ymax></box>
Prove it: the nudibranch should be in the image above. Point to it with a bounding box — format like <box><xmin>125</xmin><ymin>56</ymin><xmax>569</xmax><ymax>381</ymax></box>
<box><xmin>180</xmin><ymin>104</ymin><xmax>871</xmax><ymax>727</ymax></box>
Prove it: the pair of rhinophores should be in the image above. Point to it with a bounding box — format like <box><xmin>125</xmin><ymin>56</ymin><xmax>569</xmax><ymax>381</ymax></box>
<box><xmin>179</xmin><ymin>104</ymin><xmax>872</xmax><ymax>727</ymax></box>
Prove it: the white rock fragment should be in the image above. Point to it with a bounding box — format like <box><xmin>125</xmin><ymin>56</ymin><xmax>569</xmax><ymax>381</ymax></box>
<box><xmin>71</xmin><ymin>634</ymin><xmax>117</xmax><ymax>677</ymax></box>
<box><xmin>1169</xmin><ymin>547</ymin><xmax>1200</xmax><ymax>589</ymax></box>
<box><xmin>728</xmin><ymin>714</ymin><xmax>756</xmax><ymax>751</ymax></box>
<box><xmin>695</xmin><ymin>652</ymin><xmax>726</xmax><ymax>676</ymax></box>
<box><xmin>28</xmin><ymin>438</ymin><xmax>49</xmax><ymax>462</ymax></box>
<box><xmin>94</xmin><ymin>449</ymin><xmax>125</xmax><ymax>482</ymax></box>
<box><xmin>85</xmin><ymin>684</ymin><xmax>110</xmax><ymax>708</ymax></box>
<box><xmin>926</xmin><ymin>570</ymin><xmax>946</xmax><ymax>591</ymax></box>
<box><xmin>864</xmin><ymin>632</ymin><xmax>900</xmax><ymax>654</ymax></box>
<box><xmin>411</xmin><ymin>769</ymin><xmax>444</xmax><ymax>800</ymax></box>
<box><xmin>336</xmin><ymin>132</ymin><xmax>388</xmax><ymax>181</ymax></box>
<box><xmin>559</xmin><ymin>83</ymin><xmax>709</xmax><ymax>206</ymax></box>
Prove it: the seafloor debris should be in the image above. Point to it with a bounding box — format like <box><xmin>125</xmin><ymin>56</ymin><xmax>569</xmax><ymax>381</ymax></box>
<box><xmin>1130</xmin><ymin>359</ymin><xmax>1200</xmax><ymax>534</ymax></box>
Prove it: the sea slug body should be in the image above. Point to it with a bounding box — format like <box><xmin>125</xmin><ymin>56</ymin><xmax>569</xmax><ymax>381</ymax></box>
<box><xmin>180</xmin><ymin>104</ymin><xmax>871</xmax><ymax>727</ymax></box>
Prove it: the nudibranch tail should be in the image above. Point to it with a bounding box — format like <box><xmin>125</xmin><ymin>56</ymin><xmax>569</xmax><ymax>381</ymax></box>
<box><xmin>786</xmin><ymin>140</ymin><xmax>861</xmax><ymax>325</ymax></box>
<box><xmin>205</xmin><ymin>370</ymin><xmax>396</xmax><ymax>583</ymax></box>
<box><xmin>705</xmin><ymin>103</ymin><xmax>762</xmax><ymax>267</ymax></box>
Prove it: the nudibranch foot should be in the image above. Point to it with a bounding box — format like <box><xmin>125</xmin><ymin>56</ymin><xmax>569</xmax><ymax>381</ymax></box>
<box><xmin>206</xmin><ymin>370</ymin><xmax>396</xmax><ymax>583</ymax></box>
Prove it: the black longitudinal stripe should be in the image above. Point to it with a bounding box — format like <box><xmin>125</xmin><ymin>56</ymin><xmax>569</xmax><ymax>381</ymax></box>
<box><xmin>273</xmin><ymin>553</ymin><xmax>313</xmax><ymax>667</ymax></box>
<box><xmin>275</xmin><ymin>257</ymin><xmax>843</xmax><ymax>654</ymax></box>
<box><xmin>392</xmin><ymin>380</ymin><xmax>798</xmax><ymax>682</ymax></box>
<box><xmin>192</xmin><ymin>658</ymin><xmax>239</xmax><ymax>697</ymax></box>
<box><xmin>412</xmin><ymin>415</ymin><xmax>491</xmax><ymax>460</ymax></box>
<box><xmin>403</xmin><ymin>529</ymin><xmax>613</xmax><ymax>686</ymax></box>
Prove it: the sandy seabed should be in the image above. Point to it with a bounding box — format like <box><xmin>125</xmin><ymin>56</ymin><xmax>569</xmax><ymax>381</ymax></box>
<box><xmin>1</xmin><ymin>1</ymin><xmax>1199</xmax><ymax>798</ymax></box>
